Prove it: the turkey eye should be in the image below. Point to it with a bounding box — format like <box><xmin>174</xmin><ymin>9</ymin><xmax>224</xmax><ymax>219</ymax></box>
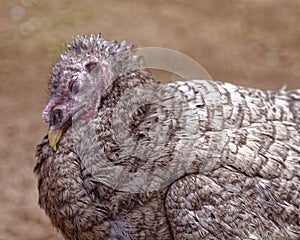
<box><xmin>85</xmin><ymin>62</ymin><xmax>98</xmax><ymax>73</ymax></box>
<box><xmin>69</xmin><ymin>80</ymin><xmax>81</xmax><ymax>94</ymax></box>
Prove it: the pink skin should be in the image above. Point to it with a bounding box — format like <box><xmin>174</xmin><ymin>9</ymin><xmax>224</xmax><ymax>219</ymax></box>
<box><xmin>80</xmin><ymin>63</ymin><xmax>112</xmax><ymax>122</ymax></box>
<box><xmin>42</xmin><ymin>62</ymin><xmax>112</xmax><ymax>126</ymax></box>
<box><xmin>42</xmin><ymin>98</ymin><xmax>75</xmax><ymax>123</ymax></box>
<box><xmin>42</xmin><ymin>99</ymin><xmax>57</xmax><ymax>123</ymax></box>
<box><xmin>81</xmin><ymin>94</ymin><xmax>101</xmax><ymax>122</ymax></box>
<box><xmin>42</xmin><ymin>93</ymin><xmax>100</xmax><ymax>126</ymax></box>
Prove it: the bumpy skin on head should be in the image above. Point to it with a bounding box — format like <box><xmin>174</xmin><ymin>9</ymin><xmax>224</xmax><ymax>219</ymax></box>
<box><xmin>35</xmin><ymin>34</ymin><xmax>300</xmax><ymax>240</ymax></box>
<box><xmin>42</xmin><ymin>34</ymin><xmax>144</xmax><ymax>150</ymax></box>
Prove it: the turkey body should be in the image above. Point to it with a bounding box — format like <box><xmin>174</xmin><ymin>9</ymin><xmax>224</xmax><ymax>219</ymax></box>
<box><xmin>35</xmin><ymin>68</ymin><xmax>300</xmax><ymax>239</ymax></box>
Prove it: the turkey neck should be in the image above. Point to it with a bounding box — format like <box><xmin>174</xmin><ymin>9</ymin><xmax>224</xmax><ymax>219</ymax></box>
<box><xmin>34</xmin><ymin>69</ymin><xmax>173</xmax><ymax>239</ymax></box>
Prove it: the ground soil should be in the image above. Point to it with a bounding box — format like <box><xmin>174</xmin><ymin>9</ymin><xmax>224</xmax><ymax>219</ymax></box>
<box><xmin>1</xmin><ymin>1</ymin><xmax>299</xmax><ymax>239</ymax></box>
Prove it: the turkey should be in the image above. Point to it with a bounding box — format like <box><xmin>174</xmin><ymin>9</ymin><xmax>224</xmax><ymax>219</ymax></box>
<box><xmin>34</xmin><ymin>34</ymin><xmax>300</xmax><ymax>240</ymax></box>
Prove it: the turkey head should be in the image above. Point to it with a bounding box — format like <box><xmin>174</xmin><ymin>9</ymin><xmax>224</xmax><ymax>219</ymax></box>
<box><xmin>42</xmin><ymin>35</ymin><xmax>142</xmax><ymax>151</ymax></box>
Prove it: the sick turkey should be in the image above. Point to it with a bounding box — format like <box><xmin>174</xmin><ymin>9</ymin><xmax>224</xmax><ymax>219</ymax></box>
<box><xmin>34</xmin><ymin>34</ymin><xmax>300</xmax><ymax>240</ymax></box>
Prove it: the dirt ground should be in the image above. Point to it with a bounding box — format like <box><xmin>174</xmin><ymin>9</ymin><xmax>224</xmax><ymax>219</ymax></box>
<box><xmin>0</xmin><ymin>0</ymin><xmax>299</xmax><ymax>239</ymax></box>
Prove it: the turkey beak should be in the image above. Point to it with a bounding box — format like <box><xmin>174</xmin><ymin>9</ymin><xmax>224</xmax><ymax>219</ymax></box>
<box><xmin>48</xmin><ymin>127</ymin><xmax>63</xmax><ymax>152</ymax></box>
<box><xmin>48</xmin><ymin>109</ymin><xmax>64</xmax><ymax>151</ymax></box>
<box><xmin>48</xmin><ymin>109</ymin><xmax>72</xmax><ymax>151</ymax></box>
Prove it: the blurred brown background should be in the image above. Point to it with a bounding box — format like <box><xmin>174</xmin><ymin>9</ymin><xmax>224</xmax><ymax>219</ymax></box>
<box><xmin>1</xmin><ymin>1</ymin><xmax>299</xmax><ymax>239</ymax></box>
